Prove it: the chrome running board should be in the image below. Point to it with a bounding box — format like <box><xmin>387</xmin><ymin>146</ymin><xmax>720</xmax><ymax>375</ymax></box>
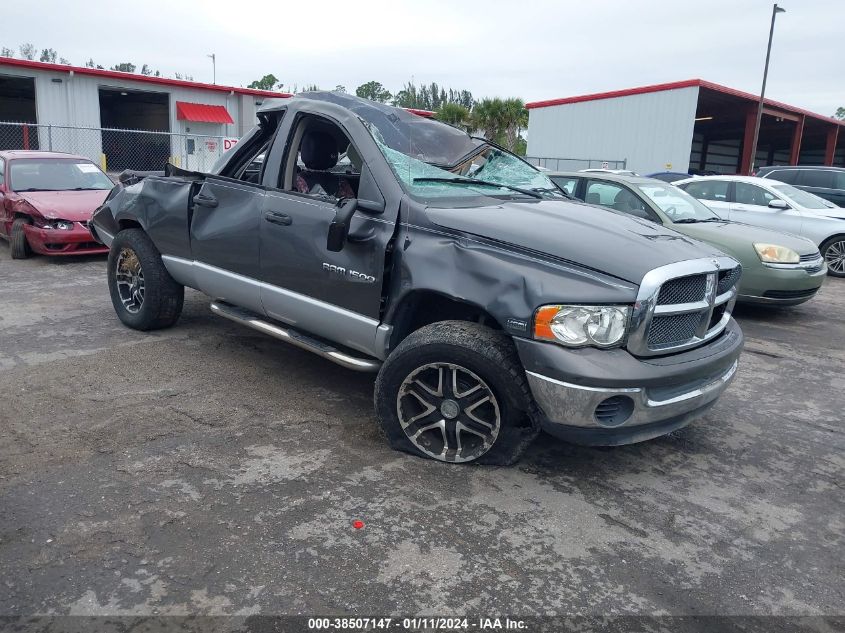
<box><xmin>210</xmin><ymin>301</ymin><xmax>382</xmax><ymax>373</ymax></box>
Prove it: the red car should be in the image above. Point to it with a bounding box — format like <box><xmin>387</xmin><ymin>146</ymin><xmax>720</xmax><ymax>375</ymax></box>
<box><xmin>0</xmin><ymin>150</ymin><xmax>114</xmax><ymax>258</ymax></box>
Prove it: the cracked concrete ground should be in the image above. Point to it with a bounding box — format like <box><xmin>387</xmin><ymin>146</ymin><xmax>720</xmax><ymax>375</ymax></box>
<box><xmin>0</xmin><ymin>245</ymin><xmax>843</xmax><ymax>618</ymax></box>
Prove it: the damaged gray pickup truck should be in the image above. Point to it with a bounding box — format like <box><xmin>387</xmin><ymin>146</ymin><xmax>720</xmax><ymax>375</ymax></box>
<box><xmin>91</xmin><ymin>92</ymin><xmax>743</xmax><ymax>464</ymax></box>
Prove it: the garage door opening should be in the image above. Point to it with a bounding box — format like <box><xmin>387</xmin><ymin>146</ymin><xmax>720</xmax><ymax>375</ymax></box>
<box><xmin>0</xmin><ymin>74</ymin><xmax>38</xmax><ymax>150</ymax></box>
<box><xmin>98</xmin><ymin>87</ymin><xmax>170</xmax><ymax>171</ymax></box>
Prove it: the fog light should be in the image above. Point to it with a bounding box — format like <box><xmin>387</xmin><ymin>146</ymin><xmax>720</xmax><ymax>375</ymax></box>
<box><xmin>594</xmin><ymin>396</ymin><xmax>635</xmax><ymax>427</ymax></box>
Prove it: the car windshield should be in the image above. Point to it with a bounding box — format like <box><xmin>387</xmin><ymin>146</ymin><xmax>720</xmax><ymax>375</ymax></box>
<box><xmin>10</xmin><ymin>158</ymin><xmax>113</xmax><ymax>191</ymax></box>
<box><xmin>366</xmin><ymin>125</ymin><xmax>563</xmax><ymax>201</ymax></box>
<box><xmin>770</xmin><ymin>183</ymin><xmax>834</xmax><ymax>210</ymax></box>
<box><xmin>637</xmin><ymin>183</ymin><xmax>721</xmax><ymax>221</ymax></box>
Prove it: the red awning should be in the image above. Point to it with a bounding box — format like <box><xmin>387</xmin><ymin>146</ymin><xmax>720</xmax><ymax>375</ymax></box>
<box><xmin>175</xmin><ymin>101</ymin><xmax>234</xmax><ymax>124</ymax></box>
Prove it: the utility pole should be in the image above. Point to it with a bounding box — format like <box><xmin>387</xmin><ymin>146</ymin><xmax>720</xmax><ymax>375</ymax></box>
<box><xmin>207</xmin><ymin>53</ymin><xmax>216</xmax><ymax>84</ymax></box>
<box><xmin>748</xmin><ymin>3</ymin><xmax>785</xmax><ymax>175</ymax></box>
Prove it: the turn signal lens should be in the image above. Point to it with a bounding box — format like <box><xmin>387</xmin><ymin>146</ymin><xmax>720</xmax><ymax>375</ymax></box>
<box><xmin>534</xmin><ymin>305</ymin><xmax>630</xmax><ymax>348</ymax></box>
<box><xmin>754</xmin><ymin>243</ymin><xmax>800</xmax><ymax>264</ymax></box>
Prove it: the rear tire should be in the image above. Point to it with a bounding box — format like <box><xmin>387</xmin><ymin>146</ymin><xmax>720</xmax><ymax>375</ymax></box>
<box><xmin>820</xmin><ymin>236</ymin><xmax>845</xmax><ymax>278</ymax></box>
<box><xmin>374</xmin><ymin>321</ymin><xmax>539</xmax><ymax>465</ymax></box>
<box><xmin>10</xmin><ymin>218</ymin><xmax>32</xmax><ymax>259</ymax></box>
<box><xmin>107</xmin><ymin>228</ymin><xmax>184</xmax><ymax>330</ymax></box>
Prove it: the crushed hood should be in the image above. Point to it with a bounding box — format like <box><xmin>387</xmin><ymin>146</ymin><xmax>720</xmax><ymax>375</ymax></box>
<box><xmin>18</xmin><ymin>190</ymin><xmax>110</xmax><ymax>222</ymax></box>
<box><xmin>425</xmin><ymin>199</ymin><xmax>726</xmax><ymax>284</ymax></box>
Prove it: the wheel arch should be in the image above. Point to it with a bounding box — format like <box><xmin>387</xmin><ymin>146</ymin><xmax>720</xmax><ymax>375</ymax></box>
<box><xmin>387</xmin><ymin>289</ymin><xmax>504</xmax><ymax>350</ymax></box>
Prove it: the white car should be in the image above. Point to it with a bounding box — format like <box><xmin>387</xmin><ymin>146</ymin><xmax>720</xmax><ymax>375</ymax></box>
<box><xmin>676</xmin><ymin>175</ymin><xmax>845</xmax><ymax>277</ymax></box>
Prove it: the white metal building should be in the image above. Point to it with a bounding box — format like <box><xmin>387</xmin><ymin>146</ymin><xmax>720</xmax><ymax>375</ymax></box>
<box><xmin>0</xmin><ymin>57</ymin><xmax>288</xmax><ymax>171</ymax></box>
<box><xmin>526</xmin><ymin>79</ymin><xmax>844</xmax><ymax>175</ymax></box>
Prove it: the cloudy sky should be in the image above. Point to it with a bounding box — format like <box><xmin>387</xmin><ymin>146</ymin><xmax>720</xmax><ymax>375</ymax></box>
<box><xmin>4</xmin><ymin>0</ymin><xmax>843</xmax><ymax>116</ymax></box>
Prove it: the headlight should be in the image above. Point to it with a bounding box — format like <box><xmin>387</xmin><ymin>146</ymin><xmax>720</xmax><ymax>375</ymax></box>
<box><xmin>754</xmin><ymin>243</ymin><xmax>799</xmax><ymax>264</ymax></box>
<box><xmin>534</xmin><ymin>305</ymin><xmax>630</xmax><ymax>348</ymax></box>
<box><xmin>35</xmin><ymin>219</ymin><xmax>74</xmax><ymax>230</ymax></box>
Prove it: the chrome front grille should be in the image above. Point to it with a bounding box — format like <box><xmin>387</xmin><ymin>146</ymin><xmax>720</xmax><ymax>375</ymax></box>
<box><xmin>627</xmin><ymin>257</ymin><xmax>741</xmax><ymax>357</ymax></box>
<box><xmin>717</xmin><ymin>265</ymin><xmax>742</xmax><ymax>295</ymax></box>
<box><xmin>657</xmin><ymin>275</ymin><xmax>707</xmax><ymax>305</ymax></box>
<box><xmin>647</xmin><ymin>313</ymin><xmax>704</xmax><ymax>347</ymax></box>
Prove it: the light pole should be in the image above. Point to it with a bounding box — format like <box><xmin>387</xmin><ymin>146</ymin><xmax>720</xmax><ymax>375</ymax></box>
<box><xmin>207</xmin><ymin>53</ymin><xmax>216</xmax><ymax>84</ymax></box>
<box><xmin>748</xmin><ymin>3</ymin><xmax>785</xmax><ymax>174</ymax></box>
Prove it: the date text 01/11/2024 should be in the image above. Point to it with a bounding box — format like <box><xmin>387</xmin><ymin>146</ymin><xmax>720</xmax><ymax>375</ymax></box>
<box><xmin>307</xmin><ymin>617</ymin><xmax>527</xmax><ymax>630</ymax></box>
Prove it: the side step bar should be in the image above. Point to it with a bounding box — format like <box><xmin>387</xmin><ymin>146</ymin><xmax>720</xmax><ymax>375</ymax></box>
<box><xmin>210</xmin><ymin>301</ymin><xmax>382</xmax><ymax>373</ymax></box>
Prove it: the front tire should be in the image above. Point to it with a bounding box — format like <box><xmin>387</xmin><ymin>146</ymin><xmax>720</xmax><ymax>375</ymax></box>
<box><xmin>107</xmin><ymin>228</ymin><xmax>184</xmax><ymax>330</ymax></box>
<box><xmin>10</xmin><ymin>218</ymin><xmax>32</xmax><ymax>259</ymax></box>
<box><xmin>374</xmin><ymin>321</ymin><xmax>539</xmax><ymax>465</ymax></box>
<box><xmin>821</xmin><ymin>236</ymin><xmax>845</xmax><ymax>278</ymax></box>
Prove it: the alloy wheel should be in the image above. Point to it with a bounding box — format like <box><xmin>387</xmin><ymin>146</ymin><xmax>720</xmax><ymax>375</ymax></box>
<box><xmin>396</xmin><ymin>362</ymin><xmax>501</xmax><ymax>463</ymax></box>
<box><xmin>824</xmin><ymin>240</ymin><xmax>845</xmax><ymax>274</ymax></box>
<box><xmin>115</xmin><ymin>248</ymin><xmax>145</xmax><ymax>314</ymax></box>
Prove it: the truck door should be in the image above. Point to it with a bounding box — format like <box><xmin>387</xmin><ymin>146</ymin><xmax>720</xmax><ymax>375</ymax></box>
<box><xmin>258</xmin><ymin>116</ymin><xmax>394</xmax><ymax>358</ymax></box>
<box><xmin>189</xmin><ymin>176</ymin><xmax>266</xmax><ymax>314</ymax></box>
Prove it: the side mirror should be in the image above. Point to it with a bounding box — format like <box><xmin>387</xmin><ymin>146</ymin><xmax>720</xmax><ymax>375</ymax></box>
<box><xmin>768</xmin><ymin>199</ymin><xmax>790</xmax><ymax>210</ymax></box>
<box><xmin>326</xmin><ymin>198</ymin><xmax>358</xmax><ymax>252</ymax></box>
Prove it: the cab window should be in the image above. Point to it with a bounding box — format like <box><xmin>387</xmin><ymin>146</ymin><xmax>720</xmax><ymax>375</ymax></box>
<box><xmin>798</xmin><ymin>169</ymin><xmax>835</xmax><ymax>189</ymax></box>
<box><xmin>282</xmin><ymin>117</ymin><xmax>360</xmax><ymax>200</ymax></box>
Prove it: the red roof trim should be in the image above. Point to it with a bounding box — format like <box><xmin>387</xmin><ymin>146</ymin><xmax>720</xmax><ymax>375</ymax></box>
<box><xmin>404</xmin><ymin>108</ymin><xmax>436</xmax><ymax>118</ymax></box>
<box><xmin>176</xmin><ymin>101</ymin><xmax>234</xmax><ymax>124</ymax></box>
<box><xmin>0</xmin><ymin>56</ymin><xmax>291</xmax><ymax>99</ymax></box>
<box><xmin>526</xmin><ymin>78</ymin><xmax>844</xmax><ymax>127</ymax></box>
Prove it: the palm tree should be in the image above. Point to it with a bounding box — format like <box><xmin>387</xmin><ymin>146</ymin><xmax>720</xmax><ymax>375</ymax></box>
<box><xmin>471</xmin><ymin>98</ymin><xmax>506</xmax><ymax>143</ymax></box>
<box><xmin>501</xmin><ymin>98</ymin><xmax>528</xmax><ymax>152</ymax></box>
<box><xmin>435</xmin><ymin>103</ymin><xmax>471</xmax><ymax>130</ymax></box>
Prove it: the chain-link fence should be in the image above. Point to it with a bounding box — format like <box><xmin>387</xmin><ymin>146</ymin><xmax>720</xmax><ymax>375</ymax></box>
<box><xmin>0</xmin><ymin>121</ymin><xmax>235</xmax><ymax>176</ymax></box>
<box><xmin>525</xmin><ymin>156</ymin><xmax>628</xmax><ymax>171</ymax></box>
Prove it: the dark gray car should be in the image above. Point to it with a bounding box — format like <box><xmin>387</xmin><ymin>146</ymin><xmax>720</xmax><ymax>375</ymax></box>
<box><xmin>91</xmin><ymin>92</ymin><xmax>743</xmax><ymax>465</ymax></box>
<box><xmin>757</xmin><ymin>165</ymin><xmax>845</xmax><ymax>207</ymax></box>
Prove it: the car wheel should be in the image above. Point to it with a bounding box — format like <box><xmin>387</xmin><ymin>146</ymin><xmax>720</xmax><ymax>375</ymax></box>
<box><xmin>10</xmin><ymin>217</ymin><xmax>32</xmax><ymax>259</ymax></box>
<box><xmin>821</xmin><ymin>236</ymin><xmax>845</xmax><ymax>278</ymax></box>
<box><xmin>374</xmin><ymin>321</ymin><xmax>539</xmax><ymax>465</ymax></box>
<box><xmin>107</xmin><ymin>228</ymin><xmax>184</xmax><ymax>330</ymax></box>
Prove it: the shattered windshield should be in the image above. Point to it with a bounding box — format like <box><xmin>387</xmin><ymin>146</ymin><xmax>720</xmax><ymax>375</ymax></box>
<box><xmin>367</xmin><ymin>124</ymin><xmax>564</xmax><ymax>202</ymax></box>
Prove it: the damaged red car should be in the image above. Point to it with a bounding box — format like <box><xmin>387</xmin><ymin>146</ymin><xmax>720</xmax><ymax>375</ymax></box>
<box><xmin>0</xmin><ymin>150</ymin><xmax>113</xmax><ymax>258</ymax></box>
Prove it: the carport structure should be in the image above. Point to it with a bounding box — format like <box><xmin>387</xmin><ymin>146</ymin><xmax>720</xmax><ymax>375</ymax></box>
<box><xmin>691</xmin><ymin>79</ymin><xmax>844</xmax><ymax>174</ymax></box>
<box><xmin>526</xmin><ymin>79</ymin><xmax>845</xmax><ymax>176</ymax></box>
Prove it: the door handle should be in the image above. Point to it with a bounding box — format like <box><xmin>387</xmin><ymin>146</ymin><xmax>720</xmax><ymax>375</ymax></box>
<box><xmin>264</xmin><ymin>211</ymin><xmax>292</xmax><ymax>226</ymax></box>
<box><xmin>193</xmin><ymin>193</ymin><xmax>218</xmax><ymax>208</ymax></box>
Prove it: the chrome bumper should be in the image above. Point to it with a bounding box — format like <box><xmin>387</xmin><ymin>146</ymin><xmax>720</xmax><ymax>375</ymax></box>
<box><xmin>526</xmin><ymin>360</ymin><xmax>738</xmax><ymax>433</ymax></box>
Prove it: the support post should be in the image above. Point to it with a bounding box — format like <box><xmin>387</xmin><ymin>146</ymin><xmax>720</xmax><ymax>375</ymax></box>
<box><xmin>740</xmin><ymin>106</ymin><xmax>758</xmax><ymax>175</ymax></box>
<box><xmin>789</xmin><ymin>115</ymin><xmax>804</xmax><ymax>165</ymax></box>
<box><xmin>824</xmin><ymin>126</ymin><xmax>840</xmax><ymax>166</ymax></box>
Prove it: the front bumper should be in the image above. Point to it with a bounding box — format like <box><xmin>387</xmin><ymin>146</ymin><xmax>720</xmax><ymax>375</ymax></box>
<box><xmin>516</xmin><ymin>319</ymin><xmax>743</xmax><ymax>446</ymax></box>
<box><xmin>24</xmin><ymin>222</ymin><xmax>108</xmax><ymax>256</ymax></box>
<box><xmin>738</xmin><ymin>258</ymin><xmax>826</xmax><ymax>305</ymax></box>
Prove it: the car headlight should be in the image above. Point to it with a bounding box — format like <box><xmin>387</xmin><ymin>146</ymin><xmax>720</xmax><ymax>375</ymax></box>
<box><xmin>534</xmin><ymin>305</ymin><xmax>630</xmax><ymax>348</ymax></box>
<box><xmin>754</xmin><ymin>243</ymin><xmax>799</xmax><ymax>264</ymax></box>
<box><xmin>35</xmin><ymin>219</ymin><xmax>74</xmax><ymax>230</ymax></box>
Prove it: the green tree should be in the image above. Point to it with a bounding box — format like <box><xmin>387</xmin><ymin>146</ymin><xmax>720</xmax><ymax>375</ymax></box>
<box><xmin>248</xmin><ymin>73</ymin><xmax>279</xmax><ymax>90</ymax></box>
<box><xmin>1</xmin><ymin>46</ymin><xmax>14</xmax><ymax>58</ymax></box>
<box><xmin>39</xmin><ymin>48</ymin><xmax>58</xmax><ymax>63</ymax></box>
<box><xmin>835</xmin><ymin>107</ymin><xmax>845</xmax><ymax>120</ymax></box>
<box><xmin>111</xmin><ymin>62</ymin><xmax>136</xmax><ymax>73</ymax></box>
<box><xmin>334</xmin><ymin>85</ymin><xmax>347</xmax><ymax>93</ymax></box>
<box><xmin>19</xmin><ymin>43</ymin><xmax>36</xmax><ymax>60</ymax></box>
<box><xmin>501</xmin><ymin>98</ymin><xmax>528</xmax><ymax>152</ymax></box>
<box><xmin>471</xmin><ymin>98</ymin><xmax>507</xmax><ymax>144</ymax></box>
<box><xmin>141</xmin><ymin>64</ymin><xmax>152</xmax><ymax>76</ymax></box>
<box><xmin>356</xmin><ymin>81</ymin><xmax>392</xmax><ymax>103</ymax></box>
<box><xmin>302</xmin><ymin>83</ymin><xmax>320</xmax><ymax>92</ymax></box>
<box><xmin>435</xmin><ymin>102</ymin><xmax>470</xmax><ymax>129</ymax></box>
<box><xmin>59</xmin><ymin>57</ymin><xmax>70</xmax><ymax>65</ymax></box>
